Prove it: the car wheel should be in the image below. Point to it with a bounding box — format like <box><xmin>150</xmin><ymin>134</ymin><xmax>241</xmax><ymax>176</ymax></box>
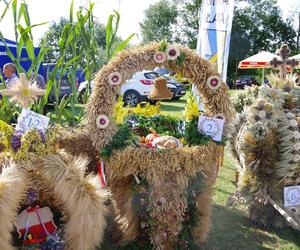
<box><xmin>173</xmin><ymin>96</ymin><xmax>181</xmax><ymax>100</ymax></box>
<box><xmin>123</xmin><ymin>90</ymin><xmax>141</xmax><ymax>107</ymax></box>
<box><xmin>148</xmin><ymin>99</ymin><xmax>157</xmax><ymax>105</ymax></box>
<box><xmin>78</xmin><ymin>88</ymin><xmax>86</xmax><ymax>103</ymax></box>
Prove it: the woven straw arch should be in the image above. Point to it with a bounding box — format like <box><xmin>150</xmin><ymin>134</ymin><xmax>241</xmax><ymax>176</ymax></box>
<box><xmin>0</xmin><ymin>155</ymin><xmax>107</xmax><ymax>250</ymax></box>
<box><xmin>86</xmin><ymin>42</ymin><xmax>233</xmax><ymax>150</ymax></box>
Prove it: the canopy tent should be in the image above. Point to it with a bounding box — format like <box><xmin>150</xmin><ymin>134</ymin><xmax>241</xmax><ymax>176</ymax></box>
<box><xmin>238</xmin><ymin>51</ymin><xmax>281</xmax><ymax>84</ymax></box>
<box><xmin>238</xmin><ymin>51</ymin><xmax>279</xmax><ymax>69</ymax></box>
<box><xmin>0</xmin><ymin>38</ymin><xmax>41</xmax><ymax>73</ymax></box>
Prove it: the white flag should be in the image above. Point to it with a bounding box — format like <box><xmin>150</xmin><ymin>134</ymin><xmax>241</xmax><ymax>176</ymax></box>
<box><xmin>197</xmin><ymin>0</ymin><xmax>235</xmax><ymax>82</ymax></box>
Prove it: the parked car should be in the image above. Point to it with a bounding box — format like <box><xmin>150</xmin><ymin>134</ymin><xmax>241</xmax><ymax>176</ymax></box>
<box><xmin>154</xmin><ymin>67</ymin><xmax>171</xmax><ymax>76</ymax></box>
<box><xmin>121</xmin><ymin>71</ymin><xmax>186</xmax><ymax>106</ymax></box>
<box><xmin>78</xmin><ymin>71</ymin><xmax>186</xmax><ymax>107</ymax></box>
<box><xmin>154</xmin><ymin>67</ymin><xmax>190</xmax><ymax>85</ymax></box>
<box><xmin>226</xmin><ymin>78</ymin><xmax>234</xmax><ymax>89</ymax></box>
<box><xmin>235</xmin><ymin>75</ymin><xmax>258</xmax><ymax>89</ymax></box>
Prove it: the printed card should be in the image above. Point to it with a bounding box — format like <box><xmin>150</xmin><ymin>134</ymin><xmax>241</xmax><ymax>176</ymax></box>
<box><xmin>284</xmin><ymin>185</ymin><xmax>300</xmax><ymax>207</ymax></box>
<box><xmin>16</xmin><ymin>109</ymin><xmax>49</xmax><ymax>132</ymax></box>
<box><xmin>198</xmin><ymin>116</ymin><xmax>224</xmax><ymax>142</ymax></box>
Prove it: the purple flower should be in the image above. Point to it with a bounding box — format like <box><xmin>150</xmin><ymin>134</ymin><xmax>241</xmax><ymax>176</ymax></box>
<box><xmin>26</xmin><ymin>189</ymin><xmax>38</xmax><ymax>204</ymax></box>
<box><xmin>38</xmin><ymin>129</ymin><xmax>46</xmax><ymax>143</ymax></box>
<box><xmin>11</xmin><ymin>130</ymin><xmax>23</xmax><ymax>151</ymax></box>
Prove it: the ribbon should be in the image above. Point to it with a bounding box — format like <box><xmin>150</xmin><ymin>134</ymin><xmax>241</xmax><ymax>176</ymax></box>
<box><xmin>23</xmin><ymin>206</ymin><xmax>51</xmax><ymax>243</ymax></box>
<box><xmin>97</xmin><ymin>160</ymin><xmax>107</xmax><ymax>188</ymax></box>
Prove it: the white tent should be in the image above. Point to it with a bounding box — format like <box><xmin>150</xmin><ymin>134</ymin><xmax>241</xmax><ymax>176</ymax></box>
<box><xmin>238</xmin><ymin>51</ymin><xmax>279</xmax><ymax>69</ymax></box>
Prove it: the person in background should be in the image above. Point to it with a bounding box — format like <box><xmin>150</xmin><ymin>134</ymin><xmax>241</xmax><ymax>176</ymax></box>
<box><xmin>3</xmin><ymin>63</ymin><xmax>18</xmax><ymax>88</ymax></box>
<box><xmin>30</xmin><ymin>72</ymin><xmax>46</xmax><ymax>89</ymax></box>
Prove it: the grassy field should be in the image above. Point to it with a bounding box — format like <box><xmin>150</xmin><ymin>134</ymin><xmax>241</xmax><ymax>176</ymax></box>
<box><xmin>202</xmin><ymin>153</ymin><xmax>300</xmax><ymax>250</ymax></box>
<box><xmin>159</xmin><ymin>92</ymin><xmax>300</xmax><ymax>250</ymax></box>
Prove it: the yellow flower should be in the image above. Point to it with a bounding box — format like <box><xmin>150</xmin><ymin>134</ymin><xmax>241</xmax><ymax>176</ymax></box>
<box><xmin>184</xmin><ymin>93</ymin><xmax>199</xmax><ymax>121</ymax></box>
<box><xmin>113</xmin><ymin>96</ymin><xmax>128</xmax><ymax>124</ymax></box>
<box><xmin>0</xmin><ymin>73</ymin><xmax>45</xmax><ymax>108</ymax></box>
<box><xmin>179</xmin><ymin>137</ymin><xmax>187</xmax><ymax>145</ymax></box>
<box><xmin>0</xmin><ymin>119</ymin><xmax>14</xmax><ymax>151</ymax></box>
<box><xmin>130</xmin><ymin>102</ymin><xmax>160</xmax><ymax>117</ymax></box>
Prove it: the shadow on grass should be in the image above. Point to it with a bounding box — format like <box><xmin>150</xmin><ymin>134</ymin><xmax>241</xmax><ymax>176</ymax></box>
<box><xmin>161</xmin><ymin>98</ymin><xmax>187</xmax><ymax>104</ymax></box>
<box><xmin>201</xmin><ymin>205</ymin><xmax>276</xmax><ymax>250</ymax></box>
<box><xmin>200</xmin><ymin>205</ymin><xmax>300</xmax><ymax>250</ymax></box>
<box><xmin>160</xmin><ymin>103</ymin><xmax>185</xmax><ymax>113</ymax></box>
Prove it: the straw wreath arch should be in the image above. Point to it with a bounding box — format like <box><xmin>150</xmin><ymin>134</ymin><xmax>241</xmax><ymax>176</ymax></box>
<box><xmin>85</xmin><ymin>41</ymin><xmax>234</xmax><ymax>248</ymax></box>
<box><xmin>86</xmin><ymin>41</ymin><xmax>233</xmax><ymax>150</ymax></box>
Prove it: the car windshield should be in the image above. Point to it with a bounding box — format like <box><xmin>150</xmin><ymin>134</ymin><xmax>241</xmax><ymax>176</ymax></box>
<box><xmin>144</xmin><ymin>72</ymin><xmax>159</xmax><ymax>79</ymax></box>
<box><xmin>155</xmin><ymin>68</ymin><xmax>170</xmax><ymax>75</ymax></box>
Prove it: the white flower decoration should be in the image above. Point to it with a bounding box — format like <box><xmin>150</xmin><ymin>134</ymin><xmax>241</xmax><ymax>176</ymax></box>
<box><xmin>96</xmin><ymin>114</ymin><xmax>109</xmax><ymax>129</ymax></box>
<box><xmin>207</xmin><ymin>76</ymin><xmax>221</xmax><ymax>90</ymax></box>
<box><xmin>160</xmin><ymin>197</ymin><xmax>167</xmax><ymax>204</ymax></box>
<box><xmin>294</xmin><ymin>143</ymin><xmax>300</xmax><ymax>151</ymax></box>
<box><xmin>290</xmin><ymin>119</ymin><xmax>298</xmax><ymax>127</ymax></box>
<box><xmin>257</xmin><ymin>100</ymin><xmax>265</xmax><ymax>108</ymax></box>
<box><xmin>108</xmin><ymin>72</ymin><xmax>122</xmax><ymax>85</ymax></box>
<box><xmin>248</xmin><ymin>115</ymin><xmax>257</xmax><ymax>124</ymax></box>
<box><xmin>153</xmin><ymin>51</ymin><xmax>167</xmax><ymax>63</ymax></box>
<box><xmin>287</xmin><ymin>112</ymin><xmax>295</xmax><ymax>119</ymax></box>
<box><xmin>0</xmin><ymin>73</ymin><xmax>45</xmax><ymax>108</ymax></box>
<box><xmin>258</xmin><ymin>110</ymin><xmax>266</xmax><ymax>119</ymax></box>
<box><xmin>166</xmin><ymin>45</ymin><xmax>180</xmax><ymax>60</ymax></box>
<box><xmin>293</xmin><ymin>154</ymin><xmax>300</xmax><ymax>162</ymax></box>
<box><xmin>293</xmin><ymin>131</ymin><xmax>300</xmax><ymax>139</ymax></box>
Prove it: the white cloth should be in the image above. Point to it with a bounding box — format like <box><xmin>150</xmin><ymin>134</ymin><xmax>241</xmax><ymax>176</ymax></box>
<box><xmin>5</xmin><ymin>74</ymin><xmax>19</xmax><ymax>88</ymax></box>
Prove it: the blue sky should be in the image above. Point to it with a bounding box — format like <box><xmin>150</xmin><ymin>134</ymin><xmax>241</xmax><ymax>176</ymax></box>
<box><xmin>0</xmin><ymin>0</ymin><xmax>298</xmax><ymax>45</ymax></box>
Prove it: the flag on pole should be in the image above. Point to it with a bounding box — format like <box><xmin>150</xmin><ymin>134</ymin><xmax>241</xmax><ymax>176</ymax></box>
<box><xmin>196</xmin><ymin>0</ymin><xmax>235</xmax><ymax>82</ymax></box>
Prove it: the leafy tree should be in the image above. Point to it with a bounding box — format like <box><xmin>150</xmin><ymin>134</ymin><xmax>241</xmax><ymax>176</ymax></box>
<box><xmin>39</xmin><ymin>17</ymin><xmax>106</xmax><ymax>65</ymax></box>
<box><xmin>174</xmin><ymin>0</ymin><xmax>202</xmax><ymax>49</ymax></box>
<box><xmin>140</xmin><ymin>0</ymin><xmax>178</xmax><ymax>43</ymax></box>
<box><xmin>228</xmin><ymin>0</ymin><xmax>297</xmax><ymax>79</ymax></box>
<box><xmin>140</xmin><ymin>0</ymin><xmax>297</xmax><ymax>79</ymax></box>
<box><xmin>140</xmin><ymin>0</ymin><xmax>201</xmax><ymax>48</ymax></box>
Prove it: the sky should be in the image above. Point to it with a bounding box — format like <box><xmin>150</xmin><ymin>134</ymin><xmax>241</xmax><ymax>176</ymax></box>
<box><xmin>0</xmin><ymin>0</ymin><xmax>298</xmax><ymax>46</ymax></box>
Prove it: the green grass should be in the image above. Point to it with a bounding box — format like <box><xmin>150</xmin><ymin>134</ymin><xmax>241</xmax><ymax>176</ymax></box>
<box><xmin>201</xmin><ymin>153</ymin><xmax>300</xmax><ymax>250</ymax></box>
<box><xmin>160</xmin><ymin>98</ymin><xmax>187</xmax><ymax>118</ymax></box>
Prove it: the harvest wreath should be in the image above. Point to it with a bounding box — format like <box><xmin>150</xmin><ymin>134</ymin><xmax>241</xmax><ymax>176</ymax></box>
<box><xmin>0</xmin><ymin>41</ymin><xmax>233</xmax><ymax>250</ymax></box>
<box><xmin>85</xmin><ymin>41</ymin><xmax>234</xmax><ymax>249</ymax></box>
<box><xmin>230</xmin><ymin>44</ymin><xmax>300</xmax><ymax>230</ymax></box>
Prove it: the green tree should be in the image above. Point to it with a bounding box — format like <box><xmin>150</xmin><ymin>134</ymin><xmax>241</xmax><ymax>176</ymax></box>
<box><xmin>39</xmin><ymin>17</ymin><xmax>106</xmax><ymax>65</ymax></box>
<box><xmin>228</xmin><ymin>0</ymin><xmax>297</xmax><ymax>79</ymax></box>
<box><xmin>174</xmin><ymin>0</ymin><xmax>202</xmax><ymax>49</ymax></box>
<box><xmin>140</xmin><ymin>0</ymin><xmax>297</xmax><ymax>79</ymax></box>
<box><xmin>140</xmin><ymin>0</ymin><xmax>201</xmax><ymax>47</ymax></box>
<box><xmin>140</xmin><ymin>0</ymin><xmax>178</xmax><ymax>43</ymax></box>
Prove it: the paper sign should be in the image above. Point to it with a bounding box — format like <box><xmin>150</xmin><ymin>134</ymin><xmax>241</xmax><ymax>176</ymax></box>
<box><xmin>16</xmin><ymin>109</ymin><xmax>49</xmax><ymax>132</ymax></box>
<box><xmin>284</xmin><ymin>185</ymin><xmax>300</xmax><ymax>207</ymax></box>
<box><xmin>198</xmin><ymin>116</ymin><xmax>224</xmax><ymax>141</ymax></box>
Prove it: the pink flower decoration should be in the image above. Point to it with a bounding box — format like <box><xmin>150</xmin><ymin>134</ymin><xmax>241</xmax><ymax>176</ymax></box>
<box><xmin>207</xmin><ymin>76</ymin><xmax>221</xmax><ymax>90</ymax></box>
<box><xmin>153</xmin><ymin>51</ymin><xmax>167</xmax><ymax>63</ymax></box>
<box><xmin>166</xmin><ymin>45</ymin><xmax>180</xmax><ymax>60</ymax></box>
<box><xmin>160</xmin><ymin>197</ymin><xmax>166</xmax><ymax>204</ymax></box>
<box><xmin>96</xmin><ymin>114</ymin><xmax>109</xmax><ymax>129</ymax></box>
<box><xmin>108</xmin><ymin>72</ymin><xmax>122</xmax><ymax>85</ymax></box>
